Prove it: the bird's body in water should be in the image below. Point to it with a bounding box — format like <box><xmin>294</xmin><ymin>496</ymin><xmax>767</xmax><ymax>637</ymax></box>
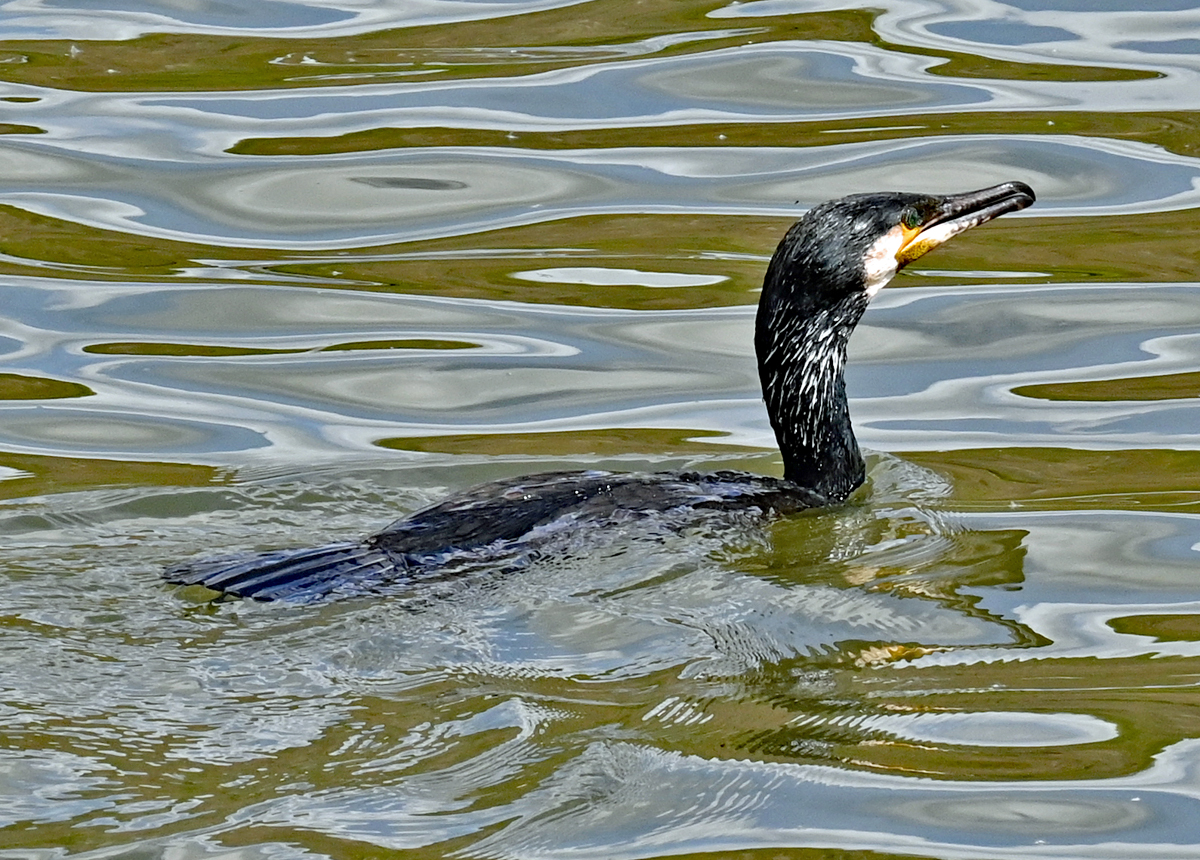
<box><xmin>166</xmin><ymin>181</ymin><xmax>1035</xmax><ymax>601</ymax></box>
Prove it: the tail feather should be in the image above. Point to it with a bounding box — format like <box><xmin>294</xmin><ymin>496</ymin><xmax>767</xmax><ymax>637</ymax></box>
<box><xmin>164</xmin><ymin>541</ymin><xmax>399</xmax><ymax>601</ymax></box>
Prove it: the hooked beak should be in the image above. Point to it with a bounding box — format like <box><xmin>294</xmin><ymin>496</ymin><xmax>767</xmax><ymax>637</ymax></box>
<box><xmin>896</xmin><ymin>181</ymin><xmax>1036</xmax><ymax>266</ymax></box>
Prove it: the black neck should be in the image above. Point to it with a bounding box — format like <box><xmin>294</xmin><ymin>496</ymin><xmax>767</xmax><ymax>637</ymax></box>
<box><xmin>755</xmin><ymin>292</ymin><xmax>868</xmax><ymax>503</ymax></box>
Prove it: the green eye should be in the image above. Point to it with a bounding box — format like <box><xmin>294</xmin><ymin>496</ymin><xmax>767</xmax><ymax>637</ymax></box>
<box><xmin>901</xmin><ymin>209</ymin><xmax>922</xmax><ymax>230</ymax></box>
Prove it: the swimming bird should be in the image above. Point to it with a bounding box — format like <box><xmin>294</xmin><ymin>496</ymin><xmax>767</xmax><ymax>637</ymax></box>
<box><xmin>165</xmin><ymin>181</ymin><xmax>1035</xmax><ymax>601</ymax></box>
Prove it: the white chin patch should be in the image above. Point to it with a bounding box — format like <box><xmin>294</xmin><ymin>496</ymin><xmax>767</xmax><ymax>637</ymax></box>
<box><xmin>862</xmin><ymin>225</ymin><xmax>905</xmax><ymax>298</ymax></box>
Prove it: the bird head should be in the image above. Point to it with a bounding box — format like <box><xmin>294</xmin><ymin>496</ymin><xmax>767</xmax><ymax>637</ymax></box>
<box><xmin>764</xmin><ymin>181</ymin><xmax>1036</xmax><ymax>314</ymax></box>
<box><xmin>755</xmin><ymin>180</ymin><xmax>1035</xmax><ymax>499</ymax></box>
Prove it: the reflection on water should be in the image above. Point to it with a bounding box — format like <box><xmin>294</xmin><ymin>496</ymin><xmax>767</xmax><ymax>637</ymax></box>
<box><xmin>2</xmin><ymin>1</ymin><xmax>1200</xmax><ymax>858</ymax></box>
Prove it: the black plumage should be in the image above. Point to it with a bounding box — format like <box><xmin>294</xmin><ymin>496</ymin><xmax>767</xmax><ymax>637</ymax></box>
<box><xmin>166</xmin><ymin>181</ymin><xmax>1035</xmax><ymax>600</ymax></box>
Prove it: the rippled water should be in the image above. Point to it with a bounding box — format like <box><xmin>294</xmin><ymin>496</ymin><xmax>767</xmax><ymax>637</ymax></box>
<box><xmin>2</xmin><ymin>2</ymin><xmax>1200</xmax><ymax>858</ymax></box>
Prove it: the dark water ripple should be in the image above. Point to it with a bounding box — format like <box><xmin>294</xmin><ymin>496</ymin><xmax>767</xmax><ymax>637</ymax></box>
<box><xmin>5</xmin><ymin>135</ymin><xmax>1199</xmax><ymax>247</ymax></box>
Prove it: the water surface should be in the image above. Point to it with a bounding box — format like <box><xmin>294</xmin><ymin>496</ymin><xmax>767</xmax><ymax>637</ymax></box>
<box><xmin>2</xmin><ymin>1</ymin><xmax>1200</xmax><ymax>858</ymax></box>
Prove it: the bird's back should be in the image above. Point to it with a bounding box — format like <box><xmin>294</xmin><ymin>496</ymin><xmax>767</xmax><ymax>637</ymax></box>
<box><xmin>164</xmin><ymin>469</ymin><xmax>824</xmax><ymax>601</ymax></box>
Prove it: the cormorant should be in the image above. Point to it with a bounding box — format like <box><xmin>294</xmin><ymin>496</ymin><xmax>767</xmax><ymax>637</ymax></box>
<box><xmin>165</xmin><ymin>181</ymin><xmax>1035</xmax><ymax>601</ymax></box>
